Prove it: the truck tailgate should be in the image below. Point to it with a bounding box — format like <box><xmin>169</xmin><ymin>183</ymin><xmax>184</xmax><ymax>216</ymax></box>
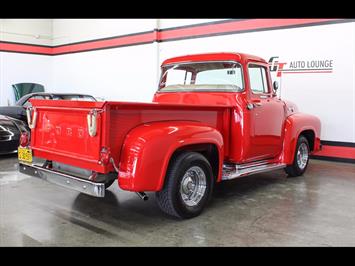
<box><xmin>29</xmin><ymin>99</ymin><xmax>107</xmax><ymax>172</ymax></box>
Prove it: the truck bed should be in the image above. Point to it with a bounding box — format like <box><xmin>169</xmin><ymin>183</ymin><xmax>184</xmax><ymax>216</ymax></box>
<box><xmin>29</xmin><ymin>99</ymin><xmax>232</xmax><ymax>173</ymax></box>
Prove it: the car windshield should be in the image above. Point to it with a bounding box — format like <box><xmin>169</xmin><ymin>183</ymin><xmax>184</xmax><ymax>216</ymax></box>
<box><xmin>51</xmin><ymin>95</ymin><xmax>96</xmax><ymax>101</ymax></box>
<box><xmin>159</xmin><ymin>61</ymin><xmax>244</xmax><ymax>92</ymax></box>
<box><xmin>21</xmin><ymin>94</ymin><xmax>96</xmax><ymax>107</ymax></box>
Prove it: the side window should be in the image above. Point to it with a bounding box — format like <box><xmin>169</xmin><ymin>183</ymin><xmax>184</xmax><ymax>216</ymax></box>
<box><xmin>248</xmin><ymin>64</ymin><xmax>269</xmax><ymax>94</ymax></box>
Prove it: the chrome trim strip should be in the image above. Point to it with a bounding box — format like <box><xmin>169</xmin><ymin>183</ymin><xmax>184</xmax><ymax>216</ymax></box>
<box><xmin>26</xmin><ymin>107</ymin><xmax>37</xmax><ymax>129</ymax></box>
<box><xmin>247</xmin><ymin>62</ymin><xmax>272</xmax><ymax>96</ymax></box>
<box><xmin>222</xmin><ymin>162</ymin><xmax>286</xmax><ymax>180</ymax></box>
<box><xmin>87</xmin><ymin>109</ymin><xmax>98</xmax><ymax>137</ymax></box>
<box><xmin>162</xmin><ymin>60</ymin><xmax>240</xmax><ymax>67</ymax></box>
<box><xmin>156</xmin><ymin>89</ymin><xmax>241</xmax><ymax>93</ymax></box>
<box><xmin>19</xmin><ymin>162</ymin><xmax>105</xmax><ymax>197</ymax></box>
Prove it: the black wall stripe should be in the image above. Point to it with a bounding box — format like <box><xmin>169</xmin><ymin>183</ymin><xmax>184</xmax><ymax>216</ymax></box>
<box><xmin>1</xmin><ymin>19</ymin><xmax>354</xmax><ymax>56</ymax></box>
<box><xmin>311</xmin><ymin>155</ymin><xmax>355</xmax><ymax>164</ymax></box>
<box><xmin>321</xmin><ymin>140</ymin><xmax>355</xmax><ymax>148</ymax></box>
<box><xmin>52</xmin><ymin>30</ymin><xmax>156</xmax><ymax>48</ymax></box>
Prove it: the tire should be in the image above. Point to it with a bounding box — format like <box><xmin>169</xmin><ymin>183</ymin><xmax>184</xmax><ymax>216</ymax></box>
<box><xmin>285</xmin><ymin>135</ymin><xmax>310</xmax><ymax>177</ymax></box>
<box><xmin>155</xmin><ymin>151</ymin><xmax>214</xmax><ymax>219</ymax></box>
<box><xmin>104</xmin><ymin>178</ymin><xmax>115</xmax><ymax>189</ymax></box>
<box><xmin>96</xmin><ymin>172</ymin><xmax>116</xmax><ymax>189</ymax></box>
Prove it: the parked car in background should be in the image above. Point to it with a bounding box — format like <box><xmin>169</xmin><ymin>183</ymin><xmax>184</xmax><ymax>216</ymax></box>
<box><xmin>12</xmin><ymin>83</ymin><xmax>45</xmax><ymax>102</ymax></box>
<box><xmin>0</xmin><ymin>115</ymin><xmax>29</xmax><ymax>155</ymax></box>
<box><xmin>0</xmin><ymin>93</ymin><xmax>97</xmax><ymax>123</ymax></box>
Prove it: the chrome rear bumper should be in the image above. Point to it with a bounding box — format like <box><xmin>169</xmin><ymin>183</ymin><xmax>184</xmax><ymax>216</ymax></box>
<box><xmin>19</xmin><ymin>162</ymin><xmax>105</xmax><ymax>197</ymax></box>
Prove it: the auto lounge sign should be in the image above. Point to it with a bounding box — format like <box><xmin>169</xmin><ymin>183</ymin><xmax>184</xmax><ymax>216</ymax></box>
<box><xmin>269</xmin><ymin>57</ymin><xmax>334</xmax><ymax>77</ymax></box>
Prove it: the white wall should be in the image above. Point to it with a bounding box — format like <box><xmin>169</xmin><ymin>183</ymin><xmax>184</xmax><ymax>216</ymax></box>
<box><xmin>52</xmin><ymin>19</ymin><xmax>156</xmax><ymax>46</ymax></box>
<box><xmin>0</xmin><ymin>19</ymin><xmax>52</xmax><ymax>46</ymax></box>
<box><xmin>0</xmin><ymin>19</ymin><xmax>53</xmax><ymax>105</ymax></box>
<box><xmin>0</xmin><ymin>19</ymin><xmax>354</xmax><ymax>144</ymax></box>
<box><xmin>0</xmin><ymin>53</ymin><xmax>52</xmax><ymax>105</ymax></box>
<box><xmin>159</xmin><ymin>19</ymin><xmax>226</xmax><ymax>29</ymax></box>
<box><xmin>50</xmin><ymin>19</ymin><xmax>159</xmax><ymax>102</ymax></box>
<box><xmin>158</xmin><ymin>22</ymin><xmax>355</xmax><ymax>143</ymax></box>
<box><xmin>51</xmin><ymin>45</ymin><xmax>157</xmax><ymax>102</ymax></box>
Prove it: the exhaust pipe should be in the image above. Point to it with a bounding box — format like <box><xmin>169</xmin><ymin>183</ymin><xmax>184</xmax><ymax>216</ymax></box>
<box><xmin>136</xmin><ymin>192</ymin><xmax>148</xmax><ymax>201</ymax></box>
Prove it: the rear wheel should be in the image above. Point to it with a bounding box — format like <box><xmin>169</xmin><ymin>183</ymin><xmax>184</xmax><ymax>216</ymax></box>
<box><xmin>156</xmin><ymin>151</ymin><xmax>214</xmax><ymax>219</ymax></box>
<box><xmin>104</xmin><ymin>178</ymin><xmax>115</xmax><ymax>189</ymax></box>
<box><xmin>96</xmin><ymin>172</ymin><xmax>116</xmax><ymax>189</ymax></box>
<box><xmin>285</xmin><ymin>135</ymin><xmax>310</xmax><ymax>177</ymax></box>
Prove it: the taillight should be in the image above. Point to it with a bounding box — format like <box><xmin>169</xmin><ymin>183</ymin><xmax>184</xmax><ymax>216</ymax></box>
<box><xmin>19</xmin><ymin>132</ymin><xmax>30</xmax><ymax>147</ymax></box>
<box><xmin>99</xmin><ymin>147</ymin><xmax>111</xmax><ymax>165</ymax></box>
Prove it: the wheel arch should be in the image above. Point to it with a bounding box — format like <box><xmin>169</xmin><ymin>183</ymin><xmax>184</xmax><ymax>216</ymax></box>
<box><xmin>298</xmin><ymin>129</ymin><xmax>315</xmax><ymax>151</ymax></box>
<box><xmin>282</xmin><ymin>113</ymin><xmax>321</xmax><ymax>165</ymax></box>
<box><xmin>168</xmin><ymin>142</ymin><xmax>221</xmax><ymax>183</ymax></box>
<box><xmin>118</xmin><ymin>121</ymin><xmax>224</xmax><ymax>192</ymax></box>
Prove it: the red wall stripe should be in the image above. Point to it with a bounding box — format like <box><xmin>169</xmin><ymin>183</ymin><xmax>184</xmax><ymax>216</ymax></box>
<box><xmin>157</xmin><ymin>19</ymin><xmax>338</xmax><ymax>41</ymax></box>
<box><xmin>53</xmin><ymin>31</ymin><xmax>155</xmax><ymax>55</ymax></box>
<box><xmin>0</xmin><ymin>19</ymin><xmax>346</xmax><ymax>56</ymax></box>
<box><xmin>282</xmin><ymin>71</ymin><xmax>333</xmax><ymax>74</ymax></box>
<box><xmin>1</xmin><ymin>19</ymin><xmax>354</xmax><ymax>163</ymax></box>
<box><xmin>313</xmin><ymin>145</ymin><xmax>355</xmax><ymax>160</ymax></box>
<box><xmin>0</xmin><ymin>42</ymin><xmax>52</xmax><ymax>55</ymax></box>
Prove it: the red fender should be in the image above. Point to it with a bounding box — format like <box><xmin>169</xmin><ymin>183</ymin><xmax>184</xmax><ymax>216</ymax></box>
<box><xmin>118</xmin><ymin>121</ymin><xmax>224</xmax><ymax>192</ymax></box>
<box><xmin>282</xmin><ymin>113</ymin><xmax>321</xmax><ymax>165</ymax></box>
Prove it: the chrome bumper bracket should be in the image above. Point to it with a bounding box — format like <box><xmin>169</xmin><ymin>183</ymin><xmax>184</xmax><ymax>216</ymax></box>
<box><xmin>19</xmin><ymin>162</ymin><xmax>105</xmax><ymax>197</ymax></box>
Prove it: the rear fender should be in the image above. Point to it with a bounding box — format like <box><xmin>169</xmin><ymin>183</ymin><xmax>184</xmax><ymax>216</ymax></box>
<box><xmin>282</xmin><ymin>113</ymin><xmax>321</xmax><ymax>165</ymax></box>
<box><xmin>118</xmin><ymin>121</ymin><xmax>224</xmax><ymax>192</ymax></box>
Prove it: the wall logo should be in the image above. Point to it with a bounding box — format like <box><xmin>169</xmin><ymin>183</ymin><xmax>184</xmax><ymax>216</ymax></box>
<box><xmin>268</xmin><ymin>57</ymin><xmax>334</xmax><ymax>77</ymax></box>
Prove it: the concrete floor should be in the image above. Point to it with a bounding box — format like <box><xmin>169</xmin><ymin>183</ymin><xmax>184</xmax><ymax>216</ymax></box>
<box><xmin>0</xmin><ymin>154</ymin><xmax>354</xmax><ymax>246</ymax></box>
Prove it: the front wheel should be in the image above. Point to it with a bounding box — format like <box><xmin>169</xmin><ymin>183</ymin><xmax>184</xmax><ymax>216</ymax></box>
<box><xmin>156</xmin><ymin>152</ymin><xmax>214</xmax><ymax>219</ymax></box>
<box><xmin>285</xmin><ymin>135</ymin><xmax>310</xmax><ymax>177</ymax></box>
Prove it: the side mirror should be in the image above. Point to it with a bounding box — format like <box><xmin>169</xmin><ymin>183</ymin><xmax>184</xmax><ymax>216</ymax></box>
<box><xmin>273</xmin><ymin>81</ymin><xmax>279</xmax><ymax>95</ymax></box>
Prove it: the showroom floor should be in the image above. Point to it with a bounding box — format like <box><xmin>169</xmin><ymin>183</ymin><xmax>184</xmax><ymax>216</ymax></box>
<box><xmin>0</xmin><ymin>154</ymin><xmax>354</xmax><ymax>246</ymax></box>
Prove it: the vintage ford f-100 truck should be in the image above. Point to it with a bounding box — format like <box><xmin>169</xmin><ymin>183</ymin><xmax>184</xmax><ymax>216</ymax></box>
<box><xmin>18</xmin><ymin>52</ymin><xmax>321</xmax><ymax>218</ymax></box>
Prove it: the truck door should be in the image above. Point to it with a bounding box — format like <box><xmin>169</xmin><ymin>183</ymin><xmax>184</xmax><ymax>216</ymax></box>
<box><xmin>245</xmin><ymin>63</ymin><xmax>285</xmax><ymax>161</ymax></box>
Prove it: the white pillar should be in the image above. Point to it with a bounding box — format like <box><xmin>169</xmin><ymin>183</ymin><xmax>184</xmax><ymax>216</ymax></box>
<box><xmin>153</xmin><ymin>19</ymin><xmax>161</xmax><ymax>89</ymax></box>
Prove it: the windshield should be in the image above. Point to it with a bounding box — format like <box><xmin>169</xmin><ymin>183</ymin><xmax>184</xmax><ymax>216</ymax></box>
<box><xmin>51</xmin><ymin>95</ymin><xmax>96</xmax><ymax>101</ymax></box>
<box><xmin>159</xmin><ymin>61</ymin><xmax>244</xmax><ymax>92</ymax></box>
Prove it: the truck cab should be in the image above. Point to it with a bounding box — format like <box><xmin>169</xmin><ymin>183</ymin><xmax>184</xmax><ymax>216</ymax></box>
<box><xmin>154</xmin><ymin>52</ymin><xmax>289</xmax><ymax>164</ymax></box>
<box><xmin>18</xmin><ymin>52</ymin><xmax>321</xmax><ymax>219</ymax></box>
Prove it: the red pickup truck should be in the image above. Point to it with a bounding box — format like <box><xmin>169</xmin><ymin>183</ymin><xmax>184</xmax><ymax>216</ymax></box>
<box><xmin>18</xmin><ymin>52</ymin><xmax>321</xmax><ymax>219</ymax></box>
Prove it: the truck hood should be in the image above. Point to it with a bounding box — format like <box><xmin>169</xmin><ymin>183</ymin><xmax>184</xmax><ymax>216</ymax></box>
<box><xmin>284</xmin><ymin>100</ymin><xmax>299</xmax><ymax>116</ymax></box>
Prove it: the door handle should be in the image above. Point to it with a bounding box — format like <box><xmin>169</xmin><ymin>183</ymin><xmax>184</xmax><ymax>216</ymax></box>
<box><xmin>247</xmin><ymin>103</ymin><xmax>254</xmax><ymax>110</ymax></box>
<box><xmin>247</xmin><ymin>102</ymin><xmax>262</xmax><ymax>110</ymax></box>
<box><xmin>251</xmin><ymin>99</ymin><xmax>262</xmax><ymax>107</ymax></box>
<box><xmin>259</xmin><ymin>95</ymin><xmax>269</xmax><ymax>99</ymax></box>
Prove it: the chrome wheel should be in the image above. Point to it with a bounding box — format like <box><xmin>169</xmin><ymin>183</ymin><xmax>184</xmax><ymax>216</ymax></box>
<box><xmin>180</xmin><ymin>166</ymin><xmax>207</xmax><ymax>207</ymax></box>
<box><xmin>297</xmin><ymin>142</ymin><xmax>309</xmax><ymax>170</ymax></box>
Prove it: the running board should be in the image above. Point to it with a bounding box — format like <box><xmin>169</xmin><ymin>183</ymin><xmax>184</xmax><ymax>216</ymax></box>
<box><xmin>222</xmin><ymin>161</ymin><xmax>286</xmax><ymax>180</ymax></box>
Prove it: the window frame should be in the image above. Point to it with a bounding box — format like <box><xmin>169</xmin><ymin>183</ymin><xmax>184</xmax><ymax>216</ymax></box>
<box><xmin>247</xmin><ymin>62</ymin><xmax>271</xmax><ymax>95</ymax></box>
<box><xmin>158</xmin><ymin>60</ymin><xmax>245</xmax><ymax>93</ymax></box>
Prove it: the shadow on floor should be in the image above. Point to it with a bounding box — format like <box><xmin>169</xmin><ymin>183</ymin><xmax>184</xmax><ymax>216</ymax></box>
<box><xmin>0</xmin><ymin>153</ymin><xmax>17</xmax><ymax>159</ymax></box>
<box><xmin>213</xmin><ymin>171</ymin><xmax>287</xmax><ymax>198</ymax></box>
<box><xmin>67</xmin><ymin>171</ymin><xmax>288</xmax><ymax>229</ymax></box>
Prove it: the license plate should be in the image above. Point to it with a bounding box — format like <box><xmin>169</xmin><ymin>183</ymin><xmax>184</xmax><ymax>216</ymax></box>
<box><xmin>18</xmin><ymin>147</ymin><xmax>33</xmax><ymax>163</ymax></box>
